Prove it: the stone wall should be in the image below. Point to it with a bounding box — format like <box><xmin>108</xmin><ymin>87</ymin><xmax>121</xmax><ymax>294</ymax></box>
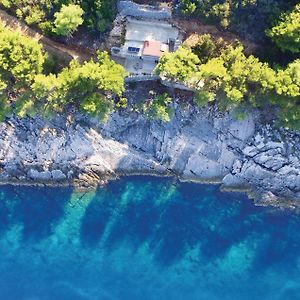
<box><xmin>125</xmin><ymin>75</ymin><xmax>159</xmax><ymax>82</ymax></box>
<box><xmin>160</xmin><ymin>79</ymin><xmax>195</xmax><ymax>91</ymax></box>
<box><xmin>125</xmin><ymin>75</ymin><xmax>195</xmax><ymax>91</ymax></box>
<box><xmin>118</xmin><ymin>1</ymin><xmax>172</xmax><ymax>19</ymax></box>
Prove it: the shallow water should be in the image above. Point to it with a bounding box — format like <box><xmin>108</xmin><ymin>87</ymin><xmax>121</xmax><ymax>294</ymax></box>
<box><xmin>0</xmin><ymin>176</ymin><xmax>299</xmax><ymax>300</ymax></box>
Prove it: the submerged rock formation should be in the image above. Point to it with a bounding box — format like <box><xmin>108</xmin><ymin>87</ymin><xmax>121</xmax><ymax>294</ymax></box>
<box><xmin>0</xmin><ymin>101</ymin><xmax>299</xmax><ymax>207</ymax></box>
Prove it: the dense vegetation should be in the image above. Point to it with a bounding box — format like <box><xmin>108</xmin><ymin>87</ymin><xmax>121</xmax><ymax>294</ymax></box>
<box><xmin>0</xmin><ymin>24</ymin><xmax>126</xmax><ymax>122</ymax></box>
<box><xmin>0</xmin><ymin>23</ymin><xmax>46</xmax><ymax>119</ymax></box>
<box><xmin>0</xmin><ymin>1</ymin><xmax>299</xmax><ymax>129</ymax></box>
<box><xmin>143</xmin><ymin>93</ymin><xmax>173</xmax><ymax>122</ymax></box>
<box><xmin>53</xmin><ymin>4</ymin><xmax>84</xmax><ymax>36</ymax></box>
<box><xmin>266</xmin><ymin>3</ymin><xmax>300</xmax><ymax>54</ymax></box>
<box><xmin>179</xmin><ymin>0</ymin><xmax>299</xmax><ymax>41</ymax></box>
<box><xmin>0</xmin><ymin>0</ymin><xmax>117</xmax><ymax>35</ymax></box>
<box><xmin>156</xmin><ymin>34</ymin><xmax>300</xmax><ymax>129</ymax></box>
<box><xmin>153</xmin><ymin>1</ymin><xmax>298</xmax><ymax>129</ymax></box>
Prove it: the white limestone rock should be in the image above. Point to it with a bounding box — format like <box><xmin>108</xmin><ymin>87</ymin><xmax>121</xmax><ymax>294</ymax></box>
<box><xmin>28</xmin><ymin>169</ymin><xmax>51</xmax><ymax>181</ymax></box>
<box><xmin>51</xmin><ymin>170</ymin><xmax>67</xmax><ymax>181</ymax></box>
<box><xmin>0</xmin><ymin>102</ymin><xmax>299</xmax><ymax>206</ymax></box>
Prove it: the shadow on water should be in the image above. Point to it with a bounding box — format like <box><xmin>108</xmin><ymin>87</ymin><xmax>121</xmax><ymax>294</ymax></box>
<box><xmin>2</xmin><ymin>176</ymin><xmax>300</xmax><ymax>273</ymax></box>
<box><xmin>80</xmin><ymin>186</ymin><xmax>116</xmax><ymax>247</ymax></box>
<box><xmin>0</xmin><ymin>189</ymin><xmax>11</xmax><ymax>234</ymax></box>
<box><xmin>1</xmin><ymin>177</ymin><xmax>300</xmax><ymax>299</ymax></box>
<box><xmin>251</xmin><ymin>210</ymin><xmax>300</xmax><ymax>272</ymax></box>
<box><xmin>78</xmin><ymin>176</ymin><xmax>300</xmax><ymax>273</ymax></box>
<box><xmin>79</xmin><ymin>177</ymin><xmax>255</xmax><ymax>266</ymax></box>
<box><xmin>80</xmin><ymin>177</ymin><xmax>163</xmax><ymax>250</ymax></box>
<box><xmin>0</xmin><ymin>185</ymin><xmax>73</xmax><ymax>241</ymax></box>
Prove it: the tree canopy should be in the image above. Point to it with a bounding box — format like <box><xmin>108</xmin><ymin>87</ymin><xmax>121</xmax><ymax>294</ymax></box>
<box><xmin>144</xmin><ymin>93</ymin><xmax>173</xmax><ymax>122</ymax></box>
<box><xmin>80</xmin><ymin>0</ymin><xmax>117</xmax><ymax>33</ymax></box>
<box><xmin>0</xmin><ymin>22</ymin><xmax>126</xmax><ymax>122</ymax></box>
<box><xmin>156</xmin><ymin>35</ymin><xmax>300</xmax><ymax>129</ymax></box>
<box><xmin>179</xmin><ymin>0</ymin><xmax>298</xmax><ymax>42</ymax></box>
<box><xmin>0</xmin><ymin>0</ymin><xmax>117</xmax><ymax>35</ymax></box>
<box><xmin>21</xmin><ymin>51</ymin><xmax>127</xmax><ymax>121</ymax></box>
<box><xmin>155</xmin><ymin>47</ymin><xmax>200</xmax><ymax>83</ymax></box>
<box><xmin>266</xmin><ymin>3</ymin><xmax>300</xmax><ymax>53</ymax></box>
<box><xmin>0</xmin><ymin>23</ymin><xmax>45</xmax><ymax>86</ymax></box>
<box><xmin>53</xmin><ymin>4</ymin><xmax>84</xmax><ymax>36</ymax></box>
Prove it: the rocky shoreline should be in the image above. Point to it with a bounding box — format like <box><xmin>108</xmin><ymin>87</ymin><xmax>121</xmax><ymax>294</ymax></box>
<box><xmin>0</xmin><ymin>95</ymin><xmax>299</xmax><ymax>207</ymax></box>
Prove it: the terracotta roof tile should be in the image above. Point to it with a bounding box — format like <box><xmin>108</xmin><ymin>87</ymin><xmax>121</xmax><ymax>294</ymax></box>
<box><xmin>143</xmin><ymin>40</ymin><xmax>163</xmax><ymax>57</ymax></box>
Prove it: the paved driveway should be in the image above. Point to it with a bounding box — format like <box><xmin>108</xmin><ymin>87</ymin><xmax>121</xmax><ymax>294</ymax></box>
<box><xmin>125</xmin><ymin>58</ymin><xmax>157</xmax><ymax>74</ymax></box>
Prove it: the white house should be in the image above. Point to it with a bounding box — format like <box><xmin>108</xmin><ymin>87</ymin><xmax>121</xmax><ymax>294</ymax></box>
<box><xmin>111</xmin><ymin>18</ymin><xmax>180</xmax><ymax>75</ymax></box>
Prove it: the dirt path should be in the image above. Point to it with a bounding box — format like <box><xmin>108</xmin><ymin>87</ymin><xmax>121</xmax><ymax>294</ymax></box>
<box><xmin>0</xmin><ymin>9</ymin><xmax>93</xmax><ymax>64</ymax></box>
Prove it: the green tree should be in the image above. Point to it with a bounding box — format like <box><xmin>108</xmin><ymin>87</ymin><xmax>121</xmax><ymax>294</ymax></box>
<box><xmin>270</xmin><ymin>59</ymin><xmax>300</xmax><ymax>129</ymax></box>
<box><xmin>53</xmin><ymin>4</ymin><xmax>84</xmax><ymax>36</ymax></box>
<box><xmin>0</xmin><ymin>0</ymin><xmax>118</xmax><ymax>34</ymax></box>
<box><xmin>194</xmin><ymin>90</ymin><xmax>215</xmax><ymax>107</ymax></box>
<box><xmin>0</xmin><ymin>95</ymin><xmax>11</xmax><ymax>121</ymax></box>
<box><xmin>0</xmin><ymin>23</ymin><xmax>45</xmax><ymax>86</ymax></box>
<box><xmin>0</xmin><ymin>75</ymin><xmax>10</xmax><ymax>121</ymax></box>
<box><xmin>217</xmin><ymin>46</ymin><xmax>275</xmax><ymax>108</ymax></box>
<box><xmin>275</xmin><ymin>59</ymin><xmax>300</xmax><ymax>97</ymax></box>
<box><xmin>0</xmin><ymin>23</ymin><xmax>45</xmax><ymax>120</ymax></box>
<box><xmin>156</xmin><ymin>44</ymin><xmax>278</xmax><ymax>110</ymax></box>
<box><xmin>80</xmin><ymin>0</ymin><xmax>117</xmax><ymax>32</ymax></box>
<box><xmin>266</xmin><ymin>3</ymin><xmax>300</xmax><ymax>53</ymax></box>
<box><xmin>178</xmin><ymin>0</ymin><xmax>298</xmax><ymax>43</ymax></box>
<box><xmin>144</xmin><ymin>93</ymin><xmax>173</xmax><ymax>122</ymax></box>
<box><xmin>0</xmin><ymin>23</ymin><xmax>127</xmax><ymax>121</ymax></box>
<box><xmin>26</xmin><ymin>51</ymin><xmax>126</xmax><ymax>121</ymax></box>
<box><xmin>181</xmin><ymin>0</ymin><xmax>197</xmax><ymax>14</ymax></box>
<box><xmin>189</xmin><ymin>45</ymin><xmax>276</xmax><ymax>109</ymax></box>
<box><xmin>156</xmin><ymin>47</ymin><xmax>200</xmax><ymax>84</ymax></box>
<box><xmin>24</xmin><ymin>6</ymin><xmax>45</xmax><ymax>25</ymax></box>
<box><xmin>211</xmin><ymin>2</ymin><xmax>231</xmax><ymax>28</ymax></box>
<box><xmin>189</xmin><ymin>34</ymin><xmax>225</xmax><ymax>63</ymax></box>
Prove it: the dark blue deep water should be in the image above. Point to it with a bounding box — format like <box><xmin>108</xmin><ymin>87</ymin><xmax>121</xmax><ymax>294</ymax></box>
<box><xmin>0</xmin><ymin>176</ymin><xmax>299</xmax><ymax>300</ymax></box>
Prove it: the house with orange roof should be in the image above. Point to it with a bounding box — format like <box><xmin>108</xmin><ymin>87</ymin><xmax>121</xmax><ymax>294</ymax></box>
<box><xmin>111</xmin><ymin>18</ymin><xmax>180</xmax><ymax>75</ymax></box>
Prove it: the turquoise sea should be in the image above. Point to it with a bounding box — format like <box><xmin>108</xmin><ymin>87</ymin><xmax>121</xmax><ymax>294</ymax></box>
<box><xmin>0</xmin><ymin>176</ymin><xmax>299</xmax><ymax>300</ymax></box>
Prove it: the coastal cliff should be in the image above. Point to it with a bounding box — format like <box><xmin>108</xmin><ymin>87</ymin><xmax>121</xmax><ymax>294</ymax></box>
<box><xmin>0</xmin><ymin>94</ymin><xmax>299</xmax><ymax>207</ymax></box>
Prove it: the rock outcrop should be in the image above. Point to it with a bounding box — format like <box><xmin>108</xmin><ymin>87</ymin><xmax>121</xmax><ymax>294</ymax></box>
<box><xmin>0</xmin><ymin>102</ymin><xmax>299</xmax><ymax>207</ymax></box>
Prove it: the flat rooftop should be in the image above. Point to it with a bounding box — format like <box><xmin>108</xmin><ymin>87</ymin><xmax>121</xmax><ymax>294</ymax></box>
<box><xmin>125</xmin><ymin>18</ymin><xmax>178</xmax><ymax>44</ymax></box>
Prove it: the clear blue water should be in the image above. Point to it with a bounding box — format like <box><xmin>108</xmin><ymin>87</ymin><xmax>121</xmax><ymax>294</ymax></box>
<box><xmin>0</xmin><ymin>176</ymin><xmax>299</xmax><ymax>300</ymax></box>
